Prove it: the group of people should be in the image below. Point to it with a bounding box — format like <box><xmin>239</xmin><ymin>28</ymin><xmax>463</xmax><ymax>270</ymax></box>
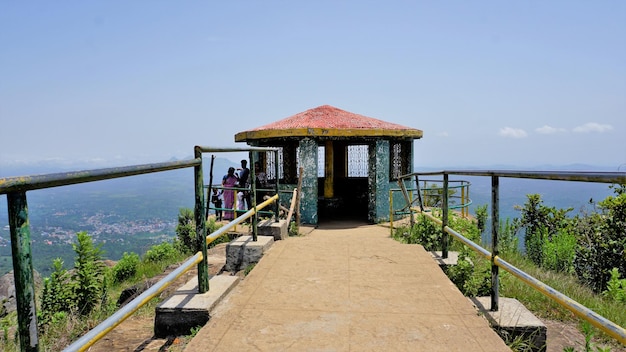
<box><xmin>211</xmin><ymin>159</ymin><xmax>268</xmax><ymax>221</ymax></box>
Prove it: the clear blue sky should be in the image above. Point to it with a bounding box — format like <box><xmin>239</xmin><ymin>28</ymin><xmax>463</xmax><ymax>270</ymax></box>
<box><xmin>1</xmin><ymin>1</ymin><xmax>624</xmax><ymax>170</ymax></box>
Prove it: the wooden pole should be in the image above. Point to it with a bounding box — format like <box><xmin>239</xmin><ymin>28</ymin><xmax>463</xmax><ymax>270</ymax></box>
<box><xmin>286</xmin><ymin>189</ymin><xmax>298</xmax><ymax>225</ymax></box>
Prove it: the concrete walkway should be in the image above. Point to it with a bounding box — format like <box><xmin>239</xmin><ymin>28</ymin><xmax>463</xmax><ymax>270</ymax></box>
<box><xmin>185</xmin><ymin>221</ymin><xmax>510</xmax><ymax>352</ymax></box>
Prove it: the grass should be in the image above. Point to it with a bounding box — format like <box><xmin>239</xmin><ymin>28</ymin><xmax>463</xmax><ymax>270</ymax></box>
<box><xmin>495</xmin><ymin>251</ymin><xmax>626</xmax><ymax>347</ymax></box>
<box><xmin>453</xmin><ymin>248</ymin><xmax>626</xmax><ymax>350</ymax></box>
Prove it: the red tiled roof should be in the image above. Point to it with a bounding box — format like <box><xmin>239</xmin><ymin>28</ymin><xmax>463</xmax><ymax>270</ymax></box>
<box><xmin>235</xmin><ymin>105</ymin><xmax>423</xmax><ymax>142</ymax></box>
<box><xmin>250</xmin><ymin>105</ymin><xmax>414</xmax><ymax>131</ymax></box>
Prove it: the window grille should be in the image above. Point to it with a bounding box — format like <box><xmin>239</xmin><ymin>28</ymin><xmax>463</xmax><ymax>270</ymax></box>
<box><xmin>347</xmin><ymin>145</ymin><xmax>369</xmax><ymax>177</ymax></box>
<box><xmin>390</xmin><ymin>141</ymin><xmax>410</xmax><ymax>180</ymax></box>
<box><xmin>265</xmin><ymin>148</ymin><xmax>283</xmax><ymax>180</ymax></box>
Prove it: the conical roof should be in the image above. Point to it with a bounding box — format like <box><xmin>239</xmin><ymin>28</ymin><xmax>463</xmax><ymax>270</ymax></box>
<box><xmin>235</xmin><ymin>105</ymin><xmax>423</xmax><ymax>142</ymax></box>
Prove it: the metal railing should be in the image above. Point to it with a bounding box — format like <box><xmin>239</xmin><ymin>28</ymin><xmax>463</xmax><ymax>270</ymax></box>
<box><xmin>63</xmin><ymin>194</ymin><xmax>279</xmax><ymax>352</ymax></box>
<box><xmin>0</xmin><ymin>145</ymin><xmax>279</xmax><ymax>352</ymax></box>
<box><xmin>394</xmin><ymin>169</ymin><xmax>626</xmax><ymax>345</ymax></box>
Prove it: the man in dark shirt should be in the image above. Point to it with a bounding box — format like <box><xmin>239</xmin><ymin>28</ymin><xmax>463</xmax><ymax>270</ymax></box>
<box><xmin>238</xmin><ymin>159</ymin><xmax>251</xmax><ymax>210</ymax></box>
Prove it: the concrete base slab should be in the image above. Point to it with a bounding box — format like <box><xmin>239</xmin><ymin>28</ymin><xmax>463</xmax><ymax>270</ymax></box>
<box><xmin>471</xmin><ymin>296</ymin><xmax>547</xmax><ymax>352</ymax></box>
<box><xmin>429</xmin><ymin>251</ymin><xmax>460</xmax><ymax>266</ymax></box>
<box><xmin>154</xmin><ymin>274</ymin><xmax>239</xmax><ymax>338</ymax></box>
<box><xmin>224</xmin><ymin>235</ymin><xmax>274</xmax><ymax>272</ymax></box>
<box><xmin>257</xmin><ymin>219</ymin><xmax>288</xmax><ymax>240</ymax></box>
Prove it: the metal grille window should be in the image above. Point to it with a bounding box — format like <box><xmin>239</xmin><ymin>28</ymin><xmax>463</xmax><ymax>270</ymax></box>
<box><xmin>390</xmin><ymin>141</ymin><xmax>410</xmax><ymax>180</ymax></box>
<box><xmin>347</xmin><ymin>145</ymin><xmax>369</xmax><ymax>177</ymax></box>
<box><xmin>317</xmin><ymin>146</ymin><xmax>325</xmax><ymax>177</ymax></box>
<box><xmin>265</xmin><ymin>148</ymin><xmax>283</xmax><ymax>180</ymax></box>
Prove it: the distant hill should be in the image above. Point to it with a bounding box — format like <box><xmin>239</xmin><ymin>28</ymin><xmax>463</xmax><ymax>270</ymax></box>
<box><xmin>0</xmin><ymin>157</ymin><xmax>240</xmax><ymax>276</ymax></box>
<box><xmin>0</xmin><ymin>160</ymin><xmax>621</xmax><ymax>276</ymax></box>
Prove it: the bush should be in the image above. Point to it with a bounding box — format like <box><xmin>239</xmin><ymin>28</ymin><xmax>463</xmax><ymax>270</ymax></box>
<box><xmin>39</xmin><ymin>258</ymin><xmax>73</xmax><ymax>328</ymax></box>
<box><xmin>144</xmin><ymin>242</ymin><xmax>178</xmax><ymax>263</ymax></box>
<box><xmin>542</xmin><ymin>228</ymin><xmax>576</xmax><ymax>273</ymax></box>
<box><xmin>112</xmin><ymin>252</ymin><xmax>140</xmax><ymax>283</ymax></box>
<box><xmin>72</xmin><ymin>231</ymin><xmax>106</xmax><ymax>316</ymax></box>
<box><xmin>392</xmin><ymin>213</ymin><xmax>441</xmax><ymax>251</ymax></box>
<box><xmin>574</xmin><ymin>188</ymin><xmax>626</xmax><ymax>293</ymax></box>
<box><xmin>176</xmin><ymin>208</ymin><xmax>196</xmax><ymax>254</ymax></box>
<box><xmin>603</xmin><ymin>268</ymin><xmax>626</xmax><ymax>303</ymax></box>
<box><xmin>516</xmin><ymin>194</ymin><xmax>573</xmax><ymax>267</ymax></box>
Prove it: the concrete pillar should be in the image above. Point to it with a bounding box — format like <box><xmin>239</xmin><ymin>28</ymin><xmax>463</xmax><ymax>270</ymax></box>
<box><xmin>368</xmin><ymin>140</ymin><xmax>390</xmax><ymax>222</ymax></box>
<box><xmin>299</xmin><ymin>138</ymin><xmax>318</xmax><ymax>224</ymax></box>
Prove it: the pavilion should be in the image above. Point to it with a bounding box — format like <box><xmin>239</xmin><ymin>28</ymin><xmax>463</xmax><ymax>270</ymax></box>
<box><xmin>235</xmin><ymin>105</ymin><xmax>423</xmax><ymax>225</ymax></box>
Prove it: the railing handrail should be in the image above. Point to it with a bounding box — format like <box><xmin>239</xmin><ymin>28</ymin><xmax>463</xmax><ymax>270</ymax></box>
<box><xmin>1</xmin><ymin>145</ymin><xmax>283</xmax><ymax>351</ymax></box>
<box><xmin>417</xmin><ymin>209</ymin><xmax>626</xmax><ymax>345</ymax></box>
<box><xmin>403</xmin><ymin>169</ymin><xmax>625</xmax><ymax>184</ymax></box>
<box><xmin>63</xmin><ymin>194</ymin><xmax>279</xmax><ymax>352</ymax></box>
<box><xmin>0</xmin><ymin>159</ymin><xmax>201</xmax><ymax>194</ymax></box>
<box><xmin>392</xmin><ymin>169</ymin><xmax>626</xmax><ymax>345</ymax></box>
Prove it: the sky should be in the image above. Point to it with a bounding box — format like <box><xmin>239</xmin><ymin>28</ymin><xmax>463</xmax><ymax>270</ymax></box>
<box><xmin>1</xmin><ymin>1</ymin><xmax>625</xmax><ymax>171</ymax></box>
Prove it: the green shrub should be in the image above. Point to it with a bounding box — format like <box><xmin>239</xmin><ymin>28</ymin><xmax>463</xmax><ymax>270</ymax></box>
<box><xmin>498</xmin><ymin>218</ymin><xmax>520</xmax><ymax>255</ymax></box>
<box><xmin>603</xmin><ymin>268</ymin><xmax>626</xmax><ymax>303</ymax></box>
<box><xmin>144</xmin><ymin>242</ymin><xmax>178</xmax><ymax>263</ymax></box>
<box><xmin>574</xmin><ymin>188</ymin><xmax>626</xmax><ymax>293</ymax></box>
<box><xmin>176</xmin><ymin>208</ymin><xmax>196</xmax><ymax>254</ymax></box>
<box><xmin>475</xmin><ymin>204</ymin><xmax>488</xmax><ymax>234</ymax></box>
<box><xmin>516</xmin><ymin>194</ymin><xmax>573</xmax><ymax>267</ymax></box>
<box><xmin>542</xmin><ymin>228</ymin><xmax>576</xmax><ymax>273</ymax></box>
<box><xmin>445</xmin><ymin>254</ymin><xmax>492</xmax><ymax>297</ymax></box>
<box><xmin>39</xmin><ymin>258</ymin><xmax>73</xmax><ymax>328</ymax></box>
<box><xmin>392</xmin><ymin>213</ymin><xmax>440</xmax><ymax>251</ymax></box>
<box><xmin>112</xmin><ymin>252</ymin><xmax>140</xmax><ymax>283</ymax></box>
<box><xmin>72</xmin><ymin>231</ymin><xmax>106</xmax><ymax>316</ymax></box>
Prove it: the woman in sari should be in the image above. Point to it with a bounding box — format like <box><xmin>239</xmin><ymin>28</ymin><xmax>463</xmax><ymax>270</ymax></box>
<box><xmin>221</xmin><ymin>167</ymin><xmax>239</xmax><ymax>220</ymax></box>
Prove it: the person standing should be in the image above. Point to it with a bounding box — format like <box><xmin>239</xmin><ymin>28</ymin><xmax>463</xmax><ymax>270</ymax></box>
<box><xmin>222</xmin><ymin>167</ymin><xmax>239</xmax><ymax>220</ymax></box>
<box><xmin>237</xmin><ymin>159</ymin><xmax>251</xmax><ymax>209</ymax></box>
<box><xmin>211</xmin><ymin>188</ymin><xmax>223</xmax><ymax>221</ymax></box>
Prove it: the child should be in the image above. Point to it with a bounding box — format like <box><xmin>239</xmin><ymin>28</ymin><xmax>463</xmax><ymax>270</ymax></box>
<box><xmin>211</xmin><ymin>188</ymin><xmax>223</xmax><ymax>221</ymax></box>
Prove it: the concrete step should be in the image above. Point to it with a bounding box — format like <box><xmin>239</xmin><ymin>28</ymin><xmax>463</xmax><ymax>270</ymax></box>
<box><xmin>154</xmin><ymin>274</ymin><xmax>240</xmax><ymax>338</ymax></box>
<box><xmin>471</xmin><ymin>296</ymin><xmax>547</xmax><ymax>352</ymax></box>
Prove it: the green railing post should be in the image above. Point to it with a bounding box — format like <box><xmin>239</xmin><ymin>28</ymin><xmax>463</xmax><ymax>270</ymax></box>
<box><xmin>194</xmin><ymin>147</ymin><xmax>209</xmax><ymax>293</ymax></box>
<box><xmin>442</xmin><ymin>173</ymin><xmax>449</xmax><ymax>259</ymax></box>
<box><xmin>7</xmin><ymin>191</ymin><xmax>39</xmax><ymax>352</ymax></box>
<box><xmin>490</xmin><ymin>175</ymin><xmax>500</xmax><ymax>311</ymax></box>
<box><xmin>274</xmin><ymin>150</ymin><xmax>279</xmax><ymax>222</ymax></box>
<box><xmin>250</xmin><ymin>151</ymin><xmax>258</xmax><ymax>241</ymax></box>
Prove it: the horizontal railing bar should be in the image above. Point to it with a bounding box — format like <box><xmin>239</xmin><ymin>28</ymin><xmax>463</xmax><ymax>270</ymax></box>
<box><xmin>404</xmin><ymin>170</ymin><xmax>625</xmax><ymax>184</ymax></box>
<box><xmin>207</xmin><ymin>194</ymin><xmax>279</xmax><ymax>245</ymax></box>
<box><xmin>0</xmin><ymin>158</ymin><xmax>201</xmax><ymax>194</ymax></box>
<box><xmin>65</xmin><ymin>194</ymin><xmax>279</xmax><ymax>351</ymax></box>
<box><xmin>417</xmin><ymin>209</ymin><xmax>626</xmax><ymax>345</ymax></box>
<box><xmin>63</xmin><ymin>252</ymin><xmax>204</xmax><ymax>352</ymax></box>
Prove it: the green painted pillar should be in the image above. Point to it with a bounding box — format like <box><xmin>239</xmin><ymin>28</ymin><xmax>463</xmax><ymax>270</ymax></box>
<box><xmin>368</xmin><ymin>140</ymin><xmax>390</xmax><ymax>223</ymax></box>
<box><xmin>298</xmin><ymin>138</ymin><xmax>318</xmax><ymax>224</ymax></box>
<box><xmin>7</xmin><ymin>191</ymin><xmax>39</xmax><ymax>352</ymax></box>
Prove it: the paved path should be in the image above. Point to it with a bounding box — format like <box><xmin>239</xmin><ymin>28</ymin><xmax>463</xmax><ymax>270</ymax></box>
<box><xmin>185</xmin><ymin>221</ymin><xmax>510</xmax><ymax>351</ymax></box>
